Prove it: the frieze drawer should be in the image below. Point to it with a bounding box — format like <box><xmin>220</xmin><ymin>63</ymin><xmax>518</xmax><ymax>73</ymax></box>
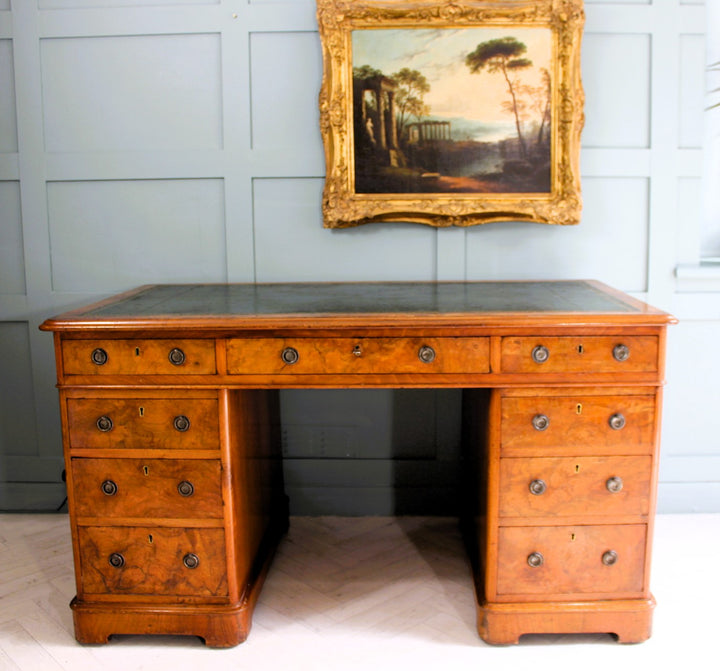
<box><xmin>62</xmin><ymin>339</ymin><xmax>217</xmax><ymax>376</ymax></box>
<box><xmin>78</xmin><ymin>526</ymin><xmax>228</xmax><ymax>597</ymax></box>
<box><xmin>66</xmin><ymin>398</ymin><xmax>220</xmax><ymax>450</ymax></box>
<box><xmin>71</xmin><ymin>458</ymin><xmax>223</xmax><ymax>519</ymax></box>
<box><xmin>500</xmin><ymin>336</ymin><xmax>659</xmax><ymax>374</ymax></box>
<box><xmin>226</xmin><ymin>337</ymin><xmax>489</xmax><ymax>375</ymax></box>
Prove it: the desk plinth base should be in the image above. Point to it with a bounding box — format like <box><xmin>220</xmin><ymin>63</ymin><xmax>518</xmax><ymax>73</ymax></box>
<box><xmin>71</xmin><ymin>599</ymin><xmax>255</xmax><ymax>648</ymax></box>
<box><xmin>477</xmin><ymin>597</ymin><xmax>655</xmax><ymax>645</ymax></box>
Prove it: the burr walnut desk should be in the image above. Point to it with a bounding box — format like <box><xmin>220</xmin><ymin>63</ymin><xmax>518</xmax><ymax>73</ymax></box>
<box><xmin>40</xmin><ymin>281</ymin><xmax>674</xmax><ymax>647</ymax></box>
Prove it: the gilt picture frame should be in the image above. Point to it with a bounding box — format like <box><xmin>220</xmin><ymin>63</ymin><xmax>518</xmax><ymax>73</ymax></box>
<box><xmin>317</xmin><ymin>0</ymin><xmax>585</xmax><ymax>228</ymax></box>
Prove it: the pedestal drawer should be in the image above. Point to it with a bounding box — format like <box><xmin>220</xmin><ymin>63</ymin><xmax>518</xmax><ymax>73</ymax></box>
<box><xmin>72</xmin><ymin>458</ymin><xmax>223</xmax><ymax>519</ymax></box>
<box><xmin>226</xmin><ymin>337</ymin><xmax>489</xmax><ymax>375</ymax></box>
<box><xmin>63</xmin><ymin>339</ymin><xmax>216</xmax><ymax>375</ymax></box>
<box><xmin>66</xmin><ymin>398</ymin><xmax>220</xmax><ymax>450</ymax></box>
<box><xmin>496</xmin><ymin>524</ymin><xmax>647</xmax><ymax>597</ymax></box>
<box><xmin>78</xmin><ymin>526</ymin><xmax>228</xmax><ymax>597</ymax></box>
<box><xmin>498</xmin><ymin>456</ymin><xmax>652</xmax><ymax>518</ymax></box>
<box><xmin>501</xmin><ymin>336</ymin><xmax>658</xmax><ymax>374</ymax></box>
<box><xmin>500</xmin><ymin>395</ymin><xmax>655</xmax><ymax>456</ymax></box>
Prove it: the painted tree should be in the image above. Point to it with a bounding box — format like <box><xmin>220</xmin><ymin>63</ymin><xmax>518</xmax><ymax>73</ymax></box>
<box><xmin>465</xmin><ymin>37</ymin><xmax>533</xmax><ymax>159</ymax></box>
<box><xmin>391</xmin><ymin>68</ymin><xmax>430</xmax><ymax>140</ymax></box>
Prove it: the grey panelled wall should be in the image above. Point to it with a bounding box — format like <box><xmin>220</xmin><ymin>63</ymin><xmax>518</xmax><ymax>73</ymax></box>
<box><xmin>0</xmin><ymin>0</ymin><xmax>717</xmax><ymax>513</ymax></box>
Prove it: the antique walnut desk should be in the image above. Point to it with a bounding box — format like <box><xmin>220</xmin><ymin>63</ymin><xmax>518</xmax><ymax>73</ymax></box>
<box><xmin>40</xmin><ymin>281</ymin><xmax>675</xmax><ymax>647</ymax></box>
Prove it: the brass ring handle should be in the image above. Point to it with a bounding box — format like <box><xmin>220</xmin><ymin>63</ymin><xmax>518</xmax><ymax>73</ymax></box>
<box><xmin>612</xmin><ymin>344</ymin><xmax>630</xmax><ymax>362</ymax></box>
<box><xmin>183</xmin><ymin>553</ymin><xmax>200</xmax><ymax>569</ymax></box>
<box><xmin>529</xmin><ymin>479</ymin><xmax>547</xmax><ymax>495</ymax></box>
<box><xmin>418</xmin><ymin>345</ymin><xmax>436</xmax><ymax>363</ymax></box>
<box><xmin>91</xmin><ymin>348</ymin><xmax>108</xmax><ymax>365</ymax></box>
<box><xmin>609</xmin><ymin>413</ymin><xmax>626</xmax><ymax>430</ymax></box>
<box><xmin>96</xmin><ymin>416</ymin><xmax>113</xmax><ymax>432</ymax></box>
<box><xmin>606</xmin><ymin>476</ymin><xmax>624</xmax><ymax>493</ymax></box>
<box><xmin>108</xmin><ymin>552</ymin><xmax>125</xmax><ymax>568</ymax></box>
<box><xmin>101</xmin><ymin>480</ymin><xmax>118</xmax><ymax>496</ymax></box>
<box><xmin>602</xmin><ymin>550</ymin><xmax>618</xmax><ymax>566</ymax></box>
<box><xmin>527</xmin><ymin>552</ymin><xmax>544</xmax><ymax>568</ymax></box>
<box><xmin>532</xmin><ymin>414</ymin><xmax>549</xmax><ymax>431</ymax></box>
<box><xmin>177</xmin><ymin>480</ymin><xmax>195</xmax><ymax>497</ymax></box>
<box><xmin>168</xmin><ymin>347</ymin><xmax>186</xmax><ymax>366</ymax></box>
<box><xmin>531</xmin><ymin>345</ymin><xmax>549</xmax><ymax>364</ymax></box>
<box><xmin>281</xmin><ymin>347</ymin><xmax>299</xmax><ymax>365</ymax></box>
<box><xmin>173</xmin><ymin>415</ymin><xmax>190</xmax><ymax>432</ymax></box>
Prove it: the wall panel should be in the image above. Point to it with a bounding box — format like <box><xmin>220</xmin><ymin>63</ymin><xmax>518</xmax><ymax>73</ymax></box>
<box><xmin>40</xmin><ymin>34</ymin><xmax>222</xmax><ymax>152</ymax></box>
<box><xmin>0</xmin><ymin>181</ymin><xmax>25</xmax><ymax>295</ymax></box>
<box><xmin>47</xmin><ymin>179</ymin><xmax>227</xmax><ymax>292</ymax></box>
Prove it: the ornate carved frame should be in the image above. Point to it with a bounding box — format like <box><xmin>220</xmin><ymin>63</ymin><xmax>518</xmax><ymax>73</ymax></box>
<box><xmin>317</xmin><ymin>0</ymin><xmax>585</xmax><ymax>228</ymax></box>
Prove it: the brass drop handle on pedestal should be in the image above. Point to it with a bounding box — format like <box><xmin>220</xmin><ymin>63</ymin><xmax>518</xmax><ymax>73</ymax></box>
<box><xmin>418</xmin><ymin>345</ymin><xmax>436</xmax><ymax>363</ymax></box>
<box><xmin>168</xmin><ymin>348</ymin><xmax>186</xmax><ymax>365</ymax></box>
<box><xmin>281</xmin><ymin>347</ymin><xmax>299</xmax><ymax>365</ymax></box>
<box><xmin>96</xmin><ymin>416</ymin><xmax>113</xmax><ymax>432</ymax></box>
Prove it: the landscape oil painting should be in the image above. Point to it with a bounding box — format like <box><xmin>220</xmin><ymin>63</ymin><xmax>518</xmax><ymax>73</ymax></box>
<box><xmin>352</xmin><ymin>27</ymin><xmax>553</xmax><ymax>195</ymax></box>
<box><xmin>317</xmin><ymin>0</ymin><xmax>585</xmax><ymax>228</ymax></box>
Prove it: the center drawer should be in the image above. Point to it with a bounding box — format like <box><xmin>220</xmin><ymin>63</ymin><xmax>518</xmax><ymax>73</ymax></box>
<box><xmin>71</xmin><ymin>458</ymin><xmax>223</xmax><ymax>519</ymax></box>
<box><xmin>226</xmin><ymin>337</ymin><xmax>489</xmax><ymax>375</ymax></box>
<box><xmin>66</xmin><ymin>397</ymin><xmax>220</xmax><ymax>450</ymax></box>
<box><xmin>78</xmin><ymin>526</ymin><xmax>228</xmax><ymax>597</ymax></box>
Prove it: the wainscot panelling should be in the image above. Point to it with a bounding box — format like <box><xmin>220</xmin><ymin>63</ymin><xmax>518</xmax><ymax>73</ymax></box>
<box><xmin>0</xmin><ymin>0</ymin><xmax>717</xmax><ymax>514</ymax></box>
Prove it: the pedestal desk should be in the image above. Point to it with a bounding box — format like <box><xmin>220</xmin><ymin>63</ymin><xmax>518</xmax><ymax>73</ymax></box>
<box><xmin>40</xmin><ymin>281</ymin><xmax>675</xmax><ymax>647</ymax></box>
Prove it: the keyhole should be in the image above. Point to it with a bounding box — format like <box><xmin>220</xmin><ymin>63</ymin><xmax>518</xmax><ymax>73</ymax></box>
<box><xmin>143</xmin><ymin>465</ymin><xmax>149</xmax><ymax>476</ymax></box>
<box><xmin>571</xmin><ymin>533</ymin><xmax>576</xmax><ymax>541</ymax></box>
<box><xmin>575</xmin><ymin>464</ymin><xmax>580</xmax><ymax>473</ymax></box>
<box><xmin>139</xmin><ymin>407</ymin><xmax>144</xmax><ymax>417</ymax></box>
<box><xmin>577</xmin><ymin>344</ymin><xmax>584</xmax><ymax>354</ymax></box>
<box><xmin>148</xmin><ymin>534</ymin><xmax>153</xmax><ymax>544</ymax></box>
<box><xmin>576</xmin><ymin>403</ymin><xmax>583</xmax><ymax>415</ymax></box>
<box><xmin>135</xmin><ymin>347</ymin><xmax>140</xmax><ymax>356</ymax></box>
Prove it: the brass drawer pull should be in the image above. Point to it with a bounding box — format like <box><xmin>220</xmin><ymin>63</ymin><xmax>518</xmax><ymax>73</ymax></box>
<box><xmin>529</xmin><ymin>479</ymin><xmax>547</xmax><ymax>496</ymax></box>
<box><xmin>281</xmin><ymin>347</ymin><xmax>299</xmax><ymax>365</ymax></box>
<box><xmin>91</xmin><ymin>348</ymin><xmax>108</xmax><ymax>365</ymax></box>
<box><xmin>612</xmin><ymin>343</ymin><xmax>630</xmax><ymax>362</ymax></box>
<box><xmin>173</xmin><ymin>415</ymin><xmax>190</xmax><ymax>432</ymax></box>
<box><xmin>418</xmin><ymin>345</ymin><xmax>436</xmax><ymax>363</ymax></box>
<box><xmin>101</xmin><ymin>480</ymin><xmax>118</xmax><ymax>496</ymax></box>
<box><xmin>183</xmin><ymin>553</ymin><xmax>200</xmax><ymax>569</ymax></box>
<box><xmin>606</xmin><ymin>476</ymin><xmax>624</xmax><ymax>493</ymax></box>
<box><xmin>96</xmin><ymin>416</ymin><xmax>113</xmax><ymax>432</ymax></box>
<box><xmin>608</xmin><ymin>413</ymin><xmax>626</xmax><ymax>430</ymax></box>
<box><xmin>602</xmin><ymin>550</ymin><xmax>618</xmax><ymax>566</ymax></box>
<box><xmin>177</xmin><ymin>480</ymin><xmax>195</xmax><ymax>497</ymax></box>
<box><xmin>108</xmin><ymin>552</ymin><xmax>125</xmax><ymax>568</ymax></box>
<box><xmin>532</xmin><ymin>414</ymin><xmax>549</xmax><ymax>431</ymax></box>
<box><xmin>168</xmin><ymin>347</ymin><xmax>186</xmax><ymax>366</ymax></box>
<box><xmin>527</xmin><ymin>552</ymin><xmax>544</xmax><ymax>568</ymax></box>
<box><xmin>531</xmin><ymin>345</ymin><xmax>549</xmax><ymax>363</ymax></box>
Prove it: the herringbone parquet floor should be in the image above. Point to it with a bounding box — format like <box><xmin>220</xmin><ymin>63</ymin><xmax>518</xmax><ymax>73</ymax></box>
<box><xmin>1</xmin><ymin>513</ymin><xmax>718</xmax><ymax>671</ymax></box>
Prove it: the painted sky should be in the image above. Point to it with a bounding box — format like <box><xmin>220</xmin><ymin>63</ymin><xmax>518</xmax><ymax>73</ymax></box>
<box><xmin>352</xmin><ymin>27</ymin><xmax>552</xmax><ymax>124</ymax></box>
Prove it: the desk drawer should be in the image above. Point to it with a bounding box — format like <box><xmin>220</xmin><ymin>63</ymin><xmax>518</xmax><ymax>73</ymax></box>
<box><xmin>226</xmin><ymin>337</ymin><xmax>489</xmax><ymax>375</ymax></box>
<box><xmin>71</xmin><ymin>458</ymin><xmax>223</xmax><ymax>519</ymax></box>
<box><xmin>67</xmin><ymin>398</ymin><xmax>220</xmax><ymax>450</ymax></box>
<box><xmin>496</xmin><ymin>524</ymin><xmax>647</xmax><ymax>597</ymax></box>
<box><xmin>498</xmin><ymin>456</ymin><xmax>652</xmax><ymax>518</ymax></box>
<box><xmin>501</xmin><ymin>336</ymin><xmax>658</xmax><ymax>374</ymax></box>
<box><xmin>500</xmin><ymin>395</ymin><xmax>656</xmax><ymax>456</ymax></box>
<box><xmin>63</xmin><ymin>339</ymin><xmax>216</xmax><ymax>375</ymax></box>
<box><xmin>78</xmin><ymin>526</ymin><xmax>228</xmax><ymax>597</ymax></box>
